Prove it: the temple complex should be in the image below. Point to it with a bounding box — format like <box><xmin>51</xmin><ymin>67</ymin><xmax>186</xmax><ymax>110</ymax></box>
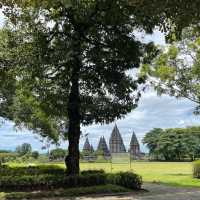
<box><xmin>82</xmin><ymin>124</ymin><xmax>142</xmax><ymax>160</ymax></box>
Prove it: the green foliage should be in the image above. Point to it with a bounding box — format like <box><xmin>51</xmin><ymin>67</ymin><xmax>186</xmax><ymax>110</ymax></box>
<box><xmin>49</xmin><ymin>148</ymin><xmax>67</xmax><ymax>161</ymax></box>
<box><xmin>81</xmin><ymin>169</ymin><xmax>105</xmax><ymax>176</ymax></box>
<box><xmin>0</xmin><ymin>0</ymin><xmax>159</xmax><ymax>133</ymax></box>
<box><xmin>16</xmin><ymin>143</ymin><xmax>32</xmax><ymax>156</ymax></box>
<box><xmin>0</xmin><ymin>173</ymin><xmax>108</xmax><ymax>191</ymax></box>
<box><xmin>0</xmin><ymin>167</ymin><xmax>107</xmax><ymax>191</ymax></box>
<box><xmin>143</xmin><ymin>127</ymin><xmax>200</xmax><ymax>161</ymax></box>
<box><xmin>107</xmin><ymin>172</ymin><xmax>142</xmax><ymax>190</ymax></box>
<box><xmin>0</xmin><ymin>153</ymin><xmax>16</xmax><ymax>165</ymax></box>
<box><xmin>3</xmin><ymin>0</ymin><xmax>200</xmax><ymax>174</ymax></box>
<box><xmin>143</xmin><ymin>26</ymin><xmax>200</xmax><ymax>111</ymax></box>
<box><xmin>0</xmin><ymin>165</ymin><xmax>65</xmax><ymax>176</ymax></box>
<box><xmin>31</xmin><ymin>151</ymin><xmax>39</xmax><ymax>159</ymax></box>
<box><xmin>0</xmin><ymin>165</ymin><xmax>142</xmax><ymax>191</ymax></box>
<box><xmin>0</xmin><ymin>0</ymin><xmax>164</xmax><ymax>174</ymax></box>
<box><xmin>193</xmin><ymin>160</ymin><xmax>200</xmax><ymax>178</ymax></box>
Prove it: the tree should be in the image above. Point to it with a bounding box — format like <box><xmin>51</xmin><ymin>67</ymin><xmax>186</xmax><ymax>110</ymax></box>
<box><xmin>0</xmin><ymin>0</ymin><xmax>160</xmax><ymax>175</ymax></box>
<box><xmin>0</xmin><ymin>29</ymin><xmax>16</xmax><ymax>122</ymax></box>
<box><xmin>141</xmin><ymin>26</ymin><xmax>200</xmax><ymax>113</ymax></box>
<box><xmin>143</xmin><ymin>127</ymin><xmax>200</xmax><ymax>161</ymax></box>
<box><xmin>143</xmin><ymin>128</ymin><xmax>162</xmax><ymax>154</ymax></box>
<box><xmin>16</xmin><ymin>143</ymin><xmax>32</xmax><ymax>156</ymax></box>
<box><xmin>31</xmin><ymin>151</ymin><xmax>39</xmax><ymax>159</ymax></box>
<box><xmin>2</xmin><ymin>0</ymin><xmax>200</xmax><ymax>175</ymax></box>
<box><xmin>49</xmin><ymin>148</ymin><xmax>67</xmax><ymax>161</ymax></box>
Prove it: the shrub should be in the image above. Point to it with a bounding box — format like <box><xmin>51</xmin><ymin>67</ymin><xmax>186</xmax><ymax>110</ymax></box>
<box><xmin>0</xmin><ymin>153</ymin><xmax>17</xmax><ymax>165</ymax></box>
<box><xmin>193</xmin><ymin>160</ymin><xmax>200</xmax><ymax>178</ymax></box>
<box><xmin>81</xmin><ymin>169</ymin><xmax>105</xmax><ymax>175</ymax></box>
<box><xmin>0</xmin><ymin>166</ymin><xmax>142</xmax><ymax>191</ymax></box>
<box><xmin>107</xmin><ymin>171</ymin><xmax>142</xmax><ymax>190</ymax></box>
<box><xmin>0</xmin><ymin>173</ymin><xmax>107</xmax><ymax>191</ymax></box>
<box><xmin>0</xmin><ymin>165</ymin><xmax>65</xmax><ymax>176</ymax></box>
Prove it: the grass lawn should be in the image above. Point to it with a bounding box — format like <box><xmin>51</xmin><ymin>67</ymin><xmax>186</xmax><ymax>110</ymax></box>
<box><xmin>80</xmin><ymin>161</ymin><xmax>200</xmax><ymax>188</ymax></box>
<box><xmin>7</xmin><ymin>161</ymin><xmax>200</xmax><ymax>188</ymax></box>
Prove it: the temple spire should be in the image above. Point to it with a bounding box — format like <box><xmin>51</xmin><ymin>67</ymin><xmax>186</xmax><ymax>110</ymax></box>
<box><xmin>83</xmin><ymin>137</ymin><xmax>91</xmax><ymax>151</ymax></box>
<box><xmin>130</xmin><ymin>131</ymin><xmax>140</xmax><ymax>159</ymax></box>
<box><xmin>97</xmin><ymin>136</ymin><xmax>110</xmax><ymax>157</ymax></box>
<box><xmin>109</xmin><ymin>124</ymin><xmax>126</xmax><ymax>153</ymax></box>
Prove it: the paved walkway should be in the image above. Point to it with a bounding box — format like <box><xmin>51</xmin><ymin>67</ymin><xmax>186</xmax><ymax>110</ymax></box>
<box><xmin>47</xmin><ymin>183</ymin><xmax>200</xmax><ymax>200</ymax></box>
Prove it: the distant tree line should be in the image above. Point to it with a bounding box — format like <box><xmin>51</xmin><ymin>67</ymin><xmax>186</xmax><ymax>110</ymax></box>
<box><xmin>143</xmin><ymin>127</ymin><xmax>200</xmax><ymax>161</ymax></box>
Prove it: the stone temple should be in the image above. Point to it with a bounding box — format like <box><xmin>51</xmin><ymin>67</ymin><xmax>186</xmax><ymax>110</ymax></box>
<box><xmin>82</xmin><ymin>137</ymin><xmax>91</xmax><ymax>152</ymax></box>
<box><xmin>109</xmin><ymin>124</ymin><xmax>126</xmax><ymax>153</ymax></box>
<box><xmin>82</xmin><ymin>124</ymin><xmax>142</xmax><ymax>160</ymax></box>
<box><xmin>97</xmin><ymin>136</ymin><xmax>110</xmax><ymax>158</ymax></box>
<box><xmin>130</xmin><ymin>131</ymin><xmax>140</xmax><ymax>159</ymax></box>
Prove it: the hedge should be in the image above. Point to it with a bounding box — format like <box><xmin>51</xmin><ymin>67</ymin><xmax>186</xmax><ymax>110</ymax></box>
<box><xmin>107</xmin><ymin>172</ymin><xmax>142</xmax><ymax>190</ymax></box>
<box><xmin>0</xmin><ymin>165</ymin><xmax>65</xmax><ymax>176</ymax></box>
<box><xmin>0</xmin><ymin>166</ymin><xmax>142</xmax><ymax>191</ymax></box>
<box><xmin>0</xmin><ymin>173</ymin><xmax>107</xmax><ymax>191</ymax></box>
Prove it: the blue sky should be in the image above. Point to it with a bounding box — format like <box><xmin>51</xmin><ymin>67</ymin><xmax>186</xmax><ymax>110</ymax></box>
<box><xmin>0</xmin><ymin>14</ymin><xmax>199</xmax><ymax>153</ymax></box>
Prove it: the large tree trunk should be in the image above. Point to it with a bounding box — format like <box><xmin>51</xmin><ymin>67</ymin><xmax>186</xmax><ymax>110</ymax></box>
<box><xmin>65</xmin><ymin>60</ymin><xmax>81</xmax><ymax>175</ymax></box>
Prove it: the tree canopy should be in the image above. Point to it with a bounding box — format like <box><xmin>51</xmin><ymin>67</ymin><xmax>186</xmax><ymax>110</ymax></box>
<box><xmin>0</xmin><ymin>0</ymin><xmax>157</xmax><ymax>174</ymax></box>
<box><xmin>1</xmin><ymin>0</ymin><xmax>200</xmax><ymax>174</ymax></box>
<box><xmin>16</xmin><ymin>143</ymin><xmax>32</xmax><ymax>156</ymax></box>
<box><xmin>143</xmin><ymin>127</ymin><xmax>200</xmax><ymax>161</ymax></box>
<box><xmin>141</xmin><ymin>26</ymin><xmax>200</xmax><ymax>114</ymax></box>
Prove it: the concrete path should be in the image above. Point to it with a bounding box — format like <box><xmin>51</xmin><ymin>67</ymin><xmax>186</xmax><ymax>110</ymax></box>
<box><xmin>47</xmin><ymin>183</ymin><xmax>200</xmax><ymax>200</ymax></box>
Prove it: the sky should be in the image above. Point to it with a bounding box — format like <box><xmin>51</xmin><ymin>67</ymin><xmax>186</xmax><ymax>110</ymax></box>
<box><xmin>0</xmin><ymin>14</ymin><xmax>199</xmax><ymax>153</ymax></box>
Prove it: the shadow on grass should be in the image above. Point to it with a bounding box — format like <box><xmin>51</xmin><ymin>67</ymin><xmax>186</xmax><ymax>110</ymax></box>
<box><xmin>166</xmin><ymin>173</ymin><xmax>191</xmax><ymax>176</ymax></box>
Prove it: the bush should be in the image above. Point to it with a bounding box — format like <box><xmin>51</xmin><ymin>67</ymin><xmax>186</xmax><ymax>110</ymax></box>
<box><xmin>0</xmin><ymin>173</ymin><xmax>107</xmax><ymax>191</ymax></box>
<box><xmin>107</xmin><ymin>171</ymin><xmax>142</xmax><ymax>190</ymax></box>
<box><xmin>0</xmin><ymin>153</ymin><xmax>17</xmax><ymax>165</ymax></box>
<box><xmin>0</xmin><ymin>165</ymin><xmax>65</xmax><ymax>176</ymax></box>
<box><xmin>81</xmin><ymin>169</ymin><xmax>105</xmax><ymax>175</ymax></box>
<box><xmin>193</xmin><ymin>160</ymin><xmax>200</xmax><ymax>178</ymax></box>
<box><xmin>0</xmin><ymin>166</ymin><xmax>142</xmax><ymax>191</ymax></box>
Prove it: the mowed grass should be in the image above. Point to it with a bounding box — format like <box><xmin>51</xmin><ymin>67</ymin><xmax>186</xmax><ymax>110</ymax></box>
<box><xmin>80</xmin><ymin>162</ymin><xmax>200</xmax><ymax>188</ymax></box>
<box><xmin>6</xmin><ymin>161</ymin><xmax>200</xmax><ymax>188</ymax></box>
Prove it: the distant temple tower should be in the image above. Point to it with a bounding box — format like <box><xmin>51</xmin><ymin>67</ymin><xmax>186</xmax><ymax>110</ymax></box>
<box><xmin>97</xmin><ymin>136</ymin><xmax>110</xmax><ymax>157</ymax></box>
<box><xmin>130</xmin><ymin>131</ymin><xmax>140</xmax><ymax>159</ymax></box>
<box><xmin>109</xmin><ymin>124</ymin><xmax>126</xmax><ymax>153</ymax></box>
<box><xmin>90</xmin><ymin>144</ymin><xmax>94</xmax><ymax>153</ymax></box>
<box><xmin>83</xmin><ymin>137</ymin><xmax>91</xmax><ymax>152</ymax></box>
<box><xmin>82</xmin><ymin>137</ymin><xmax>96</xmax><ymax>161</ymax></box>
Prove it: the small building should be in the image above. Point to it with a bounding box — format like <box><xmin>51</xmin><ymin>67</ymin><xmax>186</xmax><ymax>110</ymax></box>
<box><xmin>109</xmin><ymin>124</ymin><xmax>126</xmax><ymax>153</ymax></box>
<box><xmin>97</xmin><ymin>136</ymin><xmax>111</xmax><ymax>159</ymax></box>
<box><xmin>130</xmin><ymin>131</ymin><xmax>141</xmax><ymax>159</ymax></box>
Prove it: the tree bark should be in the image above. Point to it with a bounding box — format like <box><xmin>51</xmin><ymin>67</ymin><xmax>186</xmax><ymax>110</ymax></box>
<box><xmin>65</xmin><ymin>58</ymin><xmax>81</xmax><ymax>175</ymax></box>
